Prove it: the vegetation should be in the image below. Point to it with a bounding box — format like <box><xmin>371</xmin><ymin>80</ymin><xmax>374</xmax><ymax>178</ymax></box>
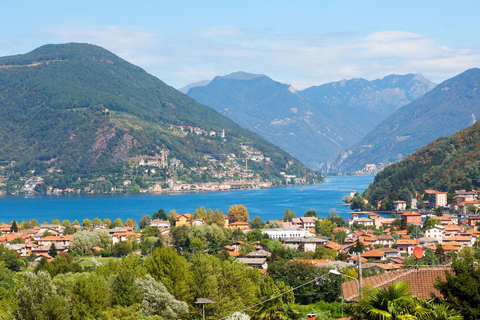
<box><xmin>364</xmin><ymin>121</ymin><xmax>480</xmax><ymax>208</ymax></box>
<box><xmin>0</xmin><ymin>43</ymin><xmax>318</xmax><ymax>195</ymax></box>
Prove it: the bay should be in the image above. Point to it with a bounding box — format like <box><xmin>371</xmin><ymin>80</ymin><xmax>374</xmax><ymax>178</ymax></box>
<box><xmin>0</xmin><ymin>175</ymin><xmax>373</xmax><ymax>224</ymax></box>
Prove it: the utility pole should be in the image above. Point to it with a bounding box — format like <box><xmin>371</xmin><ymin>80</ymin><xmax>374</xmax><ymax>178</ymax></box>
<box><xmin>357</xmin><ymin>252</ymin><xmax>363</xmax><ymax>296</ymax></box>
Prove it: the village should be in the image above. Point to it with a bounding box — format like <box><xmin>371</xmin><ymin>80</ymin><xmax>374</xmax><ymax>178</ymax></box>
<box><xmin>0</xmin><ymin>126</ymin><xmax>309</xmax><ymax>196</ymax></box>
<box><xmin>2</xmin><ymin>185</ymin><xmax>480</xmax><ymax>275</ymax></box>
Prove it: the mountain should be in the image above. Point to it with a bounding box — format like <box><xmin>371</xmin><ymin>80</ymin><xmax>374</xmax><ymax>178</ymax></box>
<box><xmin>363</xmin><ymin>120</ymin><xmax>480</xmax><ymax>209</ymax></box>
<box><xmin>178</xmin><ymin>79</ymin><xmax>211</xmax><ymax>94</ymax></box>
<box><xmin>299</xmin><ymin>73</ymin><xmax>436</xmax><ymax>118</ymax></box>
<box><xmin>187</xmin><ymin>72</ymin><xmax>435</xmax><ymax>170</ymax></box>
<box><xmin>330</xmin><ymin>68</ymin><xmax>480</xmax><ymax>173</ymax></box>
<box><xmin>0</xmin><ymin>43</ymin><xmax>317</xmax><ymax>193</ymax></box>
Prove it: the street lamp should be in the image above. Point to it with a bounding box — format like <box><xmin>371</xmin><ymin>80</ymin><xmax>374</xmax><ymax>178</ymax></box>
<box><xmin>329</xmin><ymin>269</ymin><xmax>360</xmax><ymax>317</ymax></box>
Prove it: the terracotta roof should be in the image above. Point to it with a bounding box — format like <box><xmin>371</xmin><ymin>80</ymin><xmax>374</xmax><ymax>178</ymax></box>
<box><xmin>229</xmin><ymin>221</ymin><xmax>249</xmax><ymax>226</ymax></box>
<box><xmin>442</xmin><ymin>245</ymin><xmax>460</xmax><ymax>251</ymax></box>
<box><xmin>396</xmin><ymin>239</ymin><xmax>419</xmax><ymax>245</ymax></box>
<box><xmin>400</xmin><ymin>212</ymin><xmax>421</xmax><ymax>217</ymax></box>
<box><xmin>325</xmin><ymin>241</ymin><xmax>342</xmax><ymax>251</ymax></box>
<box><xmin>361</xmin><ymin>249</ymin><xmax>385</xmax><ymax>258</ymax></box>
<box><xmin>342</xmin><ymin>268</ymin><xmax>449</xmax><ymax>301</ymax></box>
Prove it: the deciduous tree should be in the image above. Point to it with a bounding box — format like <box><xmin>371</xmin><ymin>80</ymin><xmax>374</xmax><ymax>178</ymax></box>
<box><xmin>228</xmin><ymin>204</ymin><xmax>249</xmax><ymax>223</ymax></box>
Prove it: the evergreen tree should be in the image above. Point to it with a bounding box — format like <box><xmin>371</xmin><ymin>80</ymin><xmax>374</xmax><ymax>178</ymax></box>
<box><xmin>10</xmin><ymin>220</ymin><xmax>18</xmax><ymax>233</ymax></box>
<box><xmin>48</xmin><ymin>243</ymin><xmax>58</xmax><ymax>257</ymax></box>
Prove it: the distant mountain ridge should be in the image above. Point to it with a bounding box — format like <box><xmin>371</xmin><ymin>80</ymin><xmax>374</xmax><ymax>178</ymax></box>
<box><xmin>187</xmin><ymin>72</ymin><xmax>435</xmax><ymax>170</ymax></box>
<box><xmin>330</xmin><ymin>68</ymin><xmax>480</xmax><ymax>173</ymax></box>
<box><xmin>300</xmin><ymin>73</ymin><xmax>436</xmax><ymax>117</ymax></box>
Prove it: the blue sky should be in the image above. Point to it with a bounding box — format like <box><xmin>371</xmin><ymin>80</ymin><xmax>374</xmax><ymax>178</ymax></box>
<box><xmin>2</xmin><ymin>1</ymin><xmax>479</xmax><ymax>89</ymax></box>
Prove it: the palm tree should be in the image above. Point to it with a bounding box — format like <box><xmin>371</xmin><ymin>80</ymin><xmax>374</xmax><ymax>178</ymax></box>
<box><xmin>423</xmin><ymin>303</ymin><xmax>463</xmax><ymax>320</ymax></box>
<box><xmin>351</xmin><ymin>281</ymin><xmax>430</xmax><ymax>320</ymax></box>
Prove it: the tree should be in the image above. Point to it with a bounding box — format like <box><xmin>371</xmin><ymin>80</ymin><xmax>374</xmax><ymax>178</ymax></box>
<box><xmin>328</xmin><ymin>208</ymin><xmax>338</xmax><ymax>218</ymax></box>
<box><xmin>10</xmin><ymin>220</ymin><xmax>18</xmax><ymax>233</ymax></box>
<box><xmin>435</xmin><ymin>206</ymin><xmax>445</xmax><ymax>216</ymax></box>
<box><xmin>283</xmin><ymin>208</ymin><xmax>296</xmax><ymax>222</ymax></box>
<box><xmin>48</xmin><ymin>243</ymin><xmax>58</xmax><ymax>257</ymax></box>
<box><xmin>93</xmin><ymin>217</ymin><xmax>103</xmax><ymax>227</ymax></box>
<box><xmin>349</xmin><ymin>239</ymin><xmax>365</xmax><ymax>254</ymax></box>
<box><xmin>304</xmin><ymin>210</ymin><xmax>317</xmax><ymax>217</ymax></box>
<box><xmin>113</xmin><ymin>241</ymin><xmax>133</xmax><ymax>257</ymax></box>
<box><xmin>152</xmin><ymin>208</ymin><xmax>167</xmax><ymax>220</ymax></box>
<box><xmin>145</xmin><ymin>247</ymin><xmax>191</xmax><ymax>301</ymax></box>
<box><xmin>350</xmin><ymin>195</ymin><xmax>366</xmax><ymax>211</ymax></box>
<box><xmin>249</xmin><ymin>216</ymin><xmax>266</xmax><ymax>229</ymax></box>
<box><xmin>70</xmin><ymin>231</ymin><xmax>95</xmax><ymax>254</ymax></box>
<box><xmin>333</xmin><ymin>230</ymin><xmax>348</xmax><ymax>245</ymax></box>
<box><xmin>61</xmin><ymin>220</ymin><xmax>71</xmax><ymax>227</ymax></box>
<box><xmin>314</xmin><ymin>247</ymin><xmax>337</xmax><ymax>260</ymax></box>
<box><xmin>228</xmin><ymin>204</ymin><xmax>249</xmax><ymax>223</ymax></box>
<box><xmin>70</xmin><ymin>273</ymin><xmax>110</xmax><ymax>320</ymax></box>
<box><xmin>82</xmin><ymin>219</ymin><xmax>93</xmax><ymax>230</ymax></box>
<box><xmin>423</xmin><ymin>216</ymin><xmax>441</xmax><ymax>230</ymax></box>
<box><xmin>72</xmin><ymin>220</ymin><xmax>80</xmax><ymax>226</ymax></box>
<box><xmin>315</xmin><ymin>219</ymin><xmax>334</xmax><ymax>237</ymax></box>
<box><xmin>103</xmin><ymin>218</ymin><xmax>112</xmax><ymax>227</ymax></box>
<box><xmin>350</xmin><ymin>281</ymin><xmax>430</xmax><ymax>320</ymax></box>
<box><xmin>94</xmin><ymin>230</ymin><xmax>113</xmax><ymax>250</ymax></box>
<box><xmin>435</xmin><ymin>252</ymin><xmax>480</xmax><ymax>319</ymax></box>
<box><xmin>139</xmin><ymin>215</ymin><xmax>151</xmax><ymax>229</ymax></box>
<box><xmin>16</xmin><ymin>271</ymin><xmax>70</xmax><ymax>320</ymax></box>
<box><xmin>31</xmin><ymin>219</ymin><xmax>39</xmax><ymax>227</ymax></box>
<box><xmin>343</xmin><ymin>195</ymin><xmax>352</xmax><ymax>203</ymax></box>
<box><xmin>113</xmin><ymin>218</ymin><xmax>124</xmax><ymax>228</ymax></box>
<box><xmin>135</xmin><ymin>275</ymin><xmax>188</xmax><ymax>318</ymax></box>
<box><xmin>125</xmin><ymin>218</ymin><xmax>136</xmax><ymax>228</ymax></box>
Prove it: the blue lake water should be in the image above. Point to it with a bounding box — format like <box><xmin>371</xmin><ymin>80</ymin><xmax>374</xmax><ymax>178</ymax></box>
<box><xmin>0</xmin><ymin>175</ymin><xmax>373</xmax><ymax>224</ymax></box>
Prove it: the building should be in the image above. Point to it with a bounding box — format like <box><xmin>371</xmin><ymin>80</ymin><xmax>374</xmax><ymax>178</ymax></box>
<box><xmin>291</xmin><ymin>217</ymin><xmax>318</xmax><ymax>229</ymax></box>
<box><xmin>262</xmin><ymin>228</ymin><xmax>308</xmax><ymax>240</ymax></box>
<box><xmin>396</xmin><ymin>239</ymin><xmax>419</xmax><ymax>255</ymax></box>
<box><xmin>400</xmin><ymin>212</ymin><xmax>422</xmax><ymax>225</ymax></box>
<box><xmin>392</xmin><ymin>200</ymin><xmax>407</xmax><ymax>211</ymax></box>
<box><xmin>282</xmin><ymin>237</ymin><xmax>328</xmax><ymax>252</ymax></box>
<box><xmin>426</xmin><ymin>191</ymin><xmax>448</xmax><ymax>208</ymax></box>
<box><xmin>342</xmin><ymin>267</ymin><xmax>450</xmax><ymax>301</ymax></box>
<box><xmin>150</xmin><ymin>219</ymin><xmax>170</xmax><ymax>229</ymax></box>
<box><xmin>425</xmin><ymin>225</ymin><xmax>445</xmax><ymax>242</ymax></box>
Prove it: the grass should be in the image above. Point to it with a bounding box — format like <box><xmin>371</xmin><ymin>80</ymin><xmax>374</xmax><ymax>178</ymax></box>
<box><xmin>75</xmin><ymin>256</ymin><xmax>120</xmax><ymax>267</ymax></box>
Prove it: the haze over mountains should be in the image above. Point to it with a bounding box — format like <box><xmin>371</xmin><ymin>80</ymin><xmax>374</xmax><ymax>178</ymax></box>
<box><xmin>186</xmin><ymin>72</ymin><xmax>435</xmax><ymax>170</ymax></box>
<box><xmin>331</xmin><ymin>68</ymin><xmax>480</xmax><ymax>173</ymax></box>
<box><xmin>0</xmin><ymin>43</ymin><xmax>315</xmax><ymax>185</ymax></box>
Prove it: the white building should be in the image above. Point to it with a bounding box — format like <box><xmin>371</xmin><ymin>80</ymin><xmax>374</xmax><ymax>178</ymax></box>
<box><xmin>425</xmin><ymin>225</ymin><xmax>445</xmax><ymax>243</ymax></box>
<box><xmin>261</xmin><ymin>228</ymin><xmax>308</xmax><ymax>240</ymax></box>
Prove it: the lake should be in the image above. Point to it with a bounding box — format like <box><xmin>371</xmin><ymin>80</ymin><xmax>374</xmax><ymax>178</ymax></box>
<box><xmin>0</xmin><ymin>175</ymin><xmax>373</xmax><ymax>224</ymax></box>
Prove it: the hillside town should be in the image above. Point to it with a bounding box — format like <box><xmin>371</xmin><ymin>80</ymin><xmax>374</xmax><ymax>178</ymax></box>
<box><xmin>0</xmin><ymin>136</ymin><xmax>309</xmax><ymax>196</ymax></box>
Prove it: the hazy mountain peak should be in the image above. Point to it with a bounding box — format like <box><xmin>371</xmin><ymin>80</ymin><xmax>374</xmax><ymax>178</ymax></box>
<box><xmin>179</xmin><ymin>79</ymin><xmax>211</xmax><ymax>94</ymax></box>
<box><xmin>222</xmin><ymin>71</ymin><xmax>267</xmax><ymax>81</ymax></box>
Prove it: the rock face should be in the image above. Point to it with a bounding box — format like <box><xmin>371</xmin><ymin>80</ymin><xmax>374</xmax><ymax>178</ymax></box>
<box><xmin>187</xmin><ymin>72</ymin><xmax>435</xmax><ymax>170</ymax></box>
<box><xmin>330</xmin><ymin>68</ymin><xmax>480</xmax><ymax>173</ymax></box>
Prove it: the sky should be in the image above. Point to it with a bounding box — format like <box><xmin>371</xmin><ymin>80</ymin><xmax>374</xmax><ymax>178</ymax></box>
<box><xmin>1</xmin><ymin>1</ymin><xmax>480</xmax><ymax>89</ymax></box>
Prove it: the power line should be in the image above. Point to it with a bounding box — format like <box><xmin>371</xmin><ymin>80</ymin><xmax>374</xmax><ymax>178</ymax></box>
<box><xmin>218</xmin><ymin>273</ymin><xmax>333</xmax><ymax>320</ymax></box>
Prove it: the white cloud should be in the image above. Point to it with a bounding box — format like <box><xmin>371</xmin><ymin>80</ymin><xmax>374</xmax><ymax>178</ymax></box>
<box><xmin>6</xmin><ymin>25</ymin><xmax>480</xmax><ymax>89</ymax></box>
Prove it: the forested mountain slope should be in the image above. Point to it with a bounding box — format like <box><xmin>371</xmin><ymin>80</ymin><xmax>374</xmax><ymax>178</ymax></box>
<box><xmin>364</xmin><ymin>120</ymin><xmax>480</xmax><ymax>207</ymax></box>
<box><xmin>0</xmin><ymin>43</ymin><xmax>316</xmax><ymax>191</ymax></box>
